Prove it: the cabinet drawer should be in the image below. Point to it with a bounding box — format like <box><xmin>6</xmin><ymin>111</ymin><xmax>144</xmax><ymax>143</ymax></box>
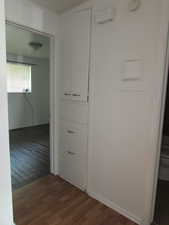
<box><xmin>59</xmin><ymin>121</ymin><xmax>87</xmax><ymax>189</ymax></box>
<box><xmin>59</xmin><ymin>155</ymin><xmax>85</xmax><ymax>189</ymax></box>
<box><xmin>60</xmin><ymin>101</ymin><xmax>88</xmax><ymax>124</ymax></box>
<box><xmin>59</xmin><ymin>121</ymin><xmax>87</xmax><ymax>156</ymax></box>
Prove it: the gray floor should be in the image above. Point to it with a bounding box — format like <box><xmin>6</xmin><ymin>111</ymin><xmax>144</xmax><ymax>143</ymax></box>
<box><xmin>10</xmin><ymin>124</ymin><xmax>50</xmax><ymax>190</ymax></box>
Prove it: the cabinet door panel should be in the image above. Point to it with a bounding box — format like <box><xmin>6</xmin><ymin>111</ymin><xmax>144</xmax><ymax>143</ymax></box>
<box><xmin>61</xmin><ymin>9</ymin><xmax>91</xmax><ymax>102</ymax></box>
<box><xmin>59</xmin><ymin>156</ymin><xmax>85</xmax><ymax>189</ymax></box>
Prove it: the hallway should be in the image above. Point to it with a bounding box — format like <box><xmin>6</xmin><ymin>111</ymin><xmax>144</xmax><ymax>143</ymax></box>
<box><xmin>13</xmin><ymin>175</ymin><xmax>137</xmax><ymax>225</ymax></box>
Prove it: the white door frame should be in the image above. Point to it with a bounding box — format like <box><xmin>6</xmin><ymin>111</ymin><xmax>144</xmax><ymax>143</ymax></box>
<box><xmin>6</xmin><ymin>20</ymin><xmax>56</xmax><ymax>174</ymax></box>
<box><xmin>150</xmin><ymin>24</ymin><xmax>169</xmax><ymax>223</ymax></box>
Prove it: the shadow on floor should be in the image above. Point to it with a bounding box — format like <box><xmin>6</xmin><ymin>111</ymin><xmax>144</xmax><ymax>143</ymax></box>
<box><xmin>154</xmin><ymin>180</ymin><xmax>169</xmax><ymax>225</ymax></box>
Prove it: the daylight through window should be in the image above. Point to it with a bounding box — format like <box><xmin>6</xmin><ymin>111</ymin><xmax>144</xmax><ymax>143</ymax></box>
<box><xmin>7</xmin><ymin>62</ymin><xmax>32</xmax><ymax>93</ymax></box>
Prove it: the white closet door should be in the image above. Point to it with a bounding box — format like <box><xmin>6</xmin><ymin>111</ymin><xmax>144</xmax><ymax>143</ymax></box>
<box><xmin>61</xmin><ymin>9</ymin><xmax>91</xmax><ymax>102</ymax></box>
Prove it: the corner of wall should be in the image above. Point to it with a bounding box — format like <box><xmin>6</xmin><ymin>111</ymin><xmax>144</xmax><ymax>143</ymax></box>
<box><xmin>87</xmin><ymin>189</ymin><xmax>142</xmax><ymax>225</ymax></box>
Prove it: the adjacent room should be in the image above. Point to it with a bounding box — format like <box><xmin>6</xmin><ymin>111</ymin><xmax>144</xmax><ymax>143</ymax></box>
<box><xmin>6</xmin><ymin>23</ymin><xmax>51</xmax><ymax>190</ymax></box>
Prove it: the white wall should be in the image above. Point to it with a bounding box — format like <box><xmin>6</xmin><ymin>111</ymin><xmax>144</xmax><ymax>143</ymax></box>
<box><xmin>88</xmin><ymin>0</ymin><xmax>169</xmax><ymax>224</ymax></box>
<box><xmin>5</xmin><ymin>0</ymin><xmax>59</xmax><ymax>36</ymax></box>
<box><xmin>0</xmin><ymin>0</ymin><xmax>13</xmax><ymax>224</ymax></box>
<box><xmin>7</xmin><ymin>54</ymin><xmax>50</xmax><ymax>130</ymax></box>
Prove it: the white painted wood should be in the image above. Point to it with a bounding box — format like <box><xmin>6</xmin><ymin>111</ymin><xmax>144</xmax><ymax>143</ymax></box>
<box><xmin>0</xmin><ymin>0</ymin><xmax>13</xmax><ymax>224</ymax></box>
<box><xmin>59</xmin><ymin>120</ymin><xmax>87</xmax><ymax>189</ymax></box>
<box><xmin>60</xmin><ymin>9</ymin><xmax>91</xmax><ymax>102</ymax></box>
<box><xmin>60</xmin><ymin>101</ymin><xmax>88</xmax><ymax>124</ymax></box>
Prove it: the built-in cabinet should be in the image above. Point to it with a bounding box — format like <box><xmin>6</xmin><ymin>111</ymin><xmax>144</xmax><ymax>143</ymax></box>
<box><xmin>60</xmin><ymin>9</ymin><xmax>91</xmax><ymax>102</ymax></box>
<box><xmin>59</xmin><ymin>9</ymin><xmax>91</xmax><ymax>189</ymax></box>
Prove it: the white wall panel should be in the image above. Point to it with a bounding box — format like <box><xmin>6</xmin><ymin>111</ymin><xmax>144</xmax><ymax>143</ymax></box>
<box><xmin>88</xmin><ymin>0</ymin><xmax>169</xmax><ymax>224</ymax></box>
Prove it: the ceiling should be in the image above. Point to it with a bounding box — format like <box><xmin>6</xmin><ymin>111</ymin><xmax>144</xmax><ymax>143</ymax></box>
<box><xmin>28</xmin><ymin>0</ymin><xmax>87</xmax><ymax>13</ymax></box>
<box><xmin>6</xmin><ymin>24</ymin><xmax>50</xmax><ymax>59</ymax></box>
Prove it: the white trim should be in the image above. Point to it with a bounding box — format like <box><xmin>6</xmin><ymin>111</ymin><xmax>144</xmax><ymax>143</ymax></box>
<box><xmin>87</xmin><ymin>190</ymin><xmax>142</xmax><ymax>225</ymax></box>
<box><xmin>61</xmin><ymin>0</ymin><xmax>93</xmax><ymax>15</ymax></box>
<box><xmin>49</xmin><ymin>35</ymin><xmax>56</xmax><ymax>174</ymax></box>
<box><xmin>5</xmin><ymin>21</ymin><xmax>56</xmax><ymax>175</ymax></box>
<box><xmin>59</xmin><ymin>174</ymin><xmax>86</xmax><ymax>191</ymax></box>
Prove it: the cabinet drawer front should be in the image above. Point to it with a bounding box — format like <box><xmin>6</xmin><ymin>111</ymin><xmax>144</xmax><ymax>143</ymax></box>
<box><xmin>59</xmin><ymin>121</ymin><xmax>88</xmax><ymax>189</ymax></box>
<box><xmin>59</xmin><ymin>156</ymin><xmax>85</xmax><ymax>189</ymax></box>
<box><xmin>59</xmin><ymin>121</ymin><xmax>87</xmax><ymax>156</ymax></box>
<box><xmin>60</xmin><ymin>101</ymin><xmax>88</xmax><ymax>125</ymax></box>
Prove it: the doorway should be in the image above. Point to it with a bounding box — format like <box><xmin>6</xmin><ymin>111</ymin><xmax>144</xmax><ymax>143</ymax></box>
<box><xmin>6</xmin><ymin>22</ymin><xmax>53</xmax><ymax>191</ymax></box>
<box><xmin>153</xmin><ymin>69</ymin><xmax>169</xmax><ymax>225</ymax></box>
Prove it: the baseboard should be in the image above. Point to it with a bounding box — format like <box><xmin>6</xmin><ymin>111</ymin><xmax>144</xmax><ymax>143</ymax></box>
<box><xmin>59</xmin><ymin>174</ymin><xmax>86</xmax><ymax>191</ymax></box>
<box><xmin>87</xmin><ymin>190</ymin><xmax>142</xmax><ymax>225</ymax></box>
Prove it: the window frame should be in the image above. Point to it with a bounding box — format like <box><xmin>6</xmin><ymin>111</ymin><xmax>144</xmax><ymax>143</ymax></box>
<box><xmin>7</xmin><ymin>61</ymin><xmax>32</xmax><ymax>94</ymax></box>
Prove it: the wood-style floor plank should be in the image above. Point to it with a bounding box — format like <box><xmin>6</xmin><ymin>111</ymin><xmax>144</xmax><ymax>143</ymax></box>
<box><xmin>13</xmin><ymin>175</ymin><xmax>138</xmax><ymax>225</ymax></box>
<box><xmin>10</xmin><ymin>125</ymin><xmax>50</xmax><ymax>190</ymax></box>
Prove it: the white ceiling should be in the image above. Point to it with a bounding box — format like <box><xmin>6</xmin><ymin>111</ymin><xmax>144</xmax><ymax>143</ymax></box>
<box><xmin>6</xmin><ymin>24</ymin><xmax>50</xmax><ymax>59</ymax></box>
<box><xmin>28</xmin><ymin>0</ymin><xmax>87</xmax><ymax>13</ymax></box>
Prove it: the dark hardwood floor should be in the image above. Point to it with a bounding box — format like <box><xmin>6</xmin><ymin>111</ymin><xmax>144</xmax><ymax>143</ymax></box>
<box><xmin>13</xmin><ymin>175</ymin><xmax>137</xmax><ymax>225</ymax></box>
<box><xmin>10</xmin><ymin>125</ymin><xmax>50</xmax><ymax>190</ymax></box>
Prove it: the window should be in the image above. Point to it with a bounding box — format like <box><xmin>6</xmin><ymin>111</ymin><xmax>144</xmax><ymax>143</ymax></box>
<box><xmin>7</xmin><ymin>62</ymin><xmax>32</xmax><ymax>93</ymax></box>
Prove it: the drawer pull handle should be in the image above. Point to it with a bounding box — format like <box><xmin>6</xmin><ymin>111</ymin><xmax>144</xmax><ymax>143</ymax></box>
<box><xmin>72</xmin><ymin>93</ymin><xmax>81</xmax><ymax>97</ymax></box>
<box><xmin>67</xmin><ymin>151</ymin><xmax>76</xmax><ymax>155</ymax></box>
<box><xmin>64</xmin><ymin>93</ymin><xmax>71</xmax><ymax>96</ymax></box>
<box><xmin>67</xmin><ymin>130</ymin><xmax>76</xmax><ymax>134</ymax></box>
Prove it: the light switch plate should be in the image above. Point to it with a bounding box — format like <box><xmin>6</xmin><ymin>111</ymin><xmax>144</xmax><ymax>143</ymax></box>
<box><xmin>122</xmin><ymin>59</ymin><xmax>143</xmax><ymax>81</ymax></box>
<box><xmin>95</xmin><ymin>7</ymin><xmax>116</xmax><ymax>24</ymax></box>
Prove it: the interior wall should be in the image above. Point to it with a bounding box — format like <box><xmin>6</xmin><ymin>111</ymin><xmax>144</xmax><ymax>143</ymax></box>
<box><xmin>7</xmin><ymin>54</ymin><xmax>50</xmax><ymax>130</ymax></box>
<box><xmin>88</xmin><ymin>0</ymin><xmax>169</xmax><ymax>224</ymax></box>
<box><xmin>5</xmin><ymin>0</ymin><xmax>59</xmax><ymax>36</ymax></box>
<box><xmin>0</xmin><ymin>0</ymin><xmax>13</xmax><ymax>224</ymax></box>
